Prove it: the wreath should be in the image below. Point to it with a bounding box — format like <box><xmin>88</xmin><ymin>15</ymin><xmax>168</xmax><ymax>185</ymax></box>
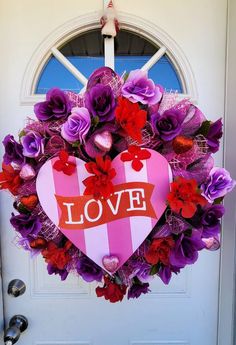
<box><xmin>0</xmin><ymin>67</ymin><xmax>234</xmax><ymax>303</ymax></box>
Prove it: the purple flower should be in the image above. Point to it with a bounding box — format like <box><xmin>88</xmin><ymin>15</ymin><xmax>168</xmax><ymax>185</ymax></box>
<box><xmin>151</xmin><ymin>109</ymin><xmax>184</xmax><ymax>141</ymax></box>
<box><xmin>158</xmin><ymin>265</ymin><xmax>180</xmax><ymax>285</ymax></box>
<box><xmin>10</xmin><ymin>213</ymin><xmax>41</xmax><ymax>238</ymax></box>
<box><xmin>34</xmin><ymin>88</ymin><xmax>72</xmax><ymax>121</ymax></box>
<box><xmin>76</xmin><ymin>256</ymin><xmax>103</xmax><ymax>282</ymax></box>
<box><xmin>21</xmin><ymin>131</ymin><xmax>45</xmax><ymax>158</ymax></box>
<box><xmin>129</xmin><ymin>261</ymin><xmax>152</xmax><ymax>283</ymax></box>
<box><xmin>87</xmin><ymin>67</ymin><xmax>121</xmax><ymax>95</ymax></box>
<box><xmin>122</xmin><ymin>69</ymin><xmax>163</xmax><ymax>105</ymax></box>
<box><xmin>61</xmin><ymin>107</ymin><xmax>91</xmax><ymax>143</ymax></box>
<box><xmin>201</xmin><ymin>167</ymin><xmax>235</xmax><ymax>202</ymax></box>
<box><xmin>170</xmin><ymin>230</ymin><xmax>206</xmax><ymax>268</ymax></box>
<box><xmin>85</xmin><ymin>84</ymin><xmax>116</xmax><ymax>122</ymax></box>
<box><xmin>127</xmin><ymin>282</ymin><xmax>150</xmax><ymax>299</ymax></box>
<box><xmin>2</xmin><ymin>135</ymin><xmax>25</xmax><ymax>166</ymax></box>
<box><xmin>201</xmin><ymin>204</ymin><xmax>225</xmax><ymax>238</ymax></box>
<box><xmin>206</xmin><ymin>118</ymin><xmax>223</xmax><ymax>153</ymax></box>
<box><xmin>47</xmin><ymin>263</ymin><xmax>69</xmax><ymax>281</ymax></box>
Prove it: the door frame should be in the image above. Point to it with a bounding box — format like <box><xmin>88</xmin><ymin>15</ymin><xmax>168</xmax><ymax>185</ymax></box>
<box><xmin>218</xmin><ymin>0</ymin><xmax>236</xmax><ymax>344</ymax></box>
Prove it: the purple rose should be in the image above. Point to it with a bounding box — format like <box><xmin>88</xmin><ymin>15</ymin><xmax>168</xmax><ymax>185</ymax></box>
<box><xmin>10</xmin><ymin>213</ymin><xmax>41</xmax><ymax>239</ymax></box>
<box><xmin>122</xmin><ymin>69</ymin><xmax>163</xmax><ymax>105</ymax></box>
<box><xmin>61</xmin><ymin>107</ymin><xmax>91</xmax><ymax>143</ymax></box>
<box><xmin>87</xmin><ymin>67</ymin><xmax>122</xmax><ymax>96</ymax></box>
<box><xmin>206</xmin><ymin>118</ymin><xmax>223</xmax><ymax>153</ymax></box>
<box><xmin>201</xmin><ymin>204</ymin><xmax>225</xmax><ymax>238</ymax></box>
<box><xmin>3</xmin><ymin>134</ymin><xmax>25</xmax><ymax>166</ymax></box>
<box><xmin>151</xmin><ymin>109</ymin><xmax>184</xmax><ymax>141</ymax></box>
<box><xmin>76</xmin><ymin>256</ymin><xmax>103</xmax><ymax>282</ymax></box>
<box><xmin>127</xmin><ymin>282</ymin><xmax>150</xmax><ymax>299</ymax></box>
<box><xmin>34</xmin><ymin>88</ymin><xmax>72</xmax><ymax>121</ymax></box>
<box><xmin>201</xmin><ymin>167</ymin><xmax>235</xmax><ymax>202</ymax></box>
<box><xmin>170</xmin><ymin>230</ymin><xmax>206</xmax><ymax>268</ymax></box>
<box><xmin>47</xmin><ymin>263</ymin><xmax>69</xmax><ymax>281</ymax></box>
<box><xmin>85</xmin><ymin>84</ymin><xmax>116</xmax><ymax>122</ymax></box>
<box><xmin>21</xmin><ymin>131</ymin><xmax>45</xmax><ymax>158</ymax></box>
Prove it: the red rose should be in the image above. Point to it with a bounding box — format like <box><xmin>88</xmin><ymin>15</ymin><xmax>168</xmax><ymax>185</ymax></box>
<box><xmin>167</xmin><ymin>177</ymin><xmax>207</xmax><ymax>218</ymax></box>
<box><xmin>96</xmin><ymin>276</ymin><xmax>127</xmax><ymax>303</ymax></box>
<box><xmin>145</xmin><ymin>237</ymin><xmax>175</xmax><ymax>265</ymax></box>
<box><xmin>42</xmin><ymin>241</ymin><xmax>71</xmax><ymax>270</ymax></box>
<box><xmin>0</xmin><ymin>163</ymin><xmax>22</xmax><ymax>195</ymax></box>
<box><xmin>115</xmin><ymin>97</ymin><xmax>147</xmax><ymax>143</ymax></box>
<box><xmin>83</xmin><ymin>155</ymin><xmax>116</xmax><ymax>199</ymax></box>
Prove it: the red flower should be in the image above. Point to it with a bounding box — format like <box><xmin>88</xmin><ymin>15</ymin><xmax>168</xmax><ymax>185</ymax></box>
<box><xmin>53</xmin><ymin>150</ymin><xmax>76</xmax><ymax>176</ymax></box>
<box><xmin>83</xmin><ymin>156</ymin><xmax>116</xmax><ymax>199</ymax></box>
<box><xmin>115</xmin><ymin>97</ymin><xmax>147</xmax><ymax>143</ymax></box>
<box><xmin>145</xmin><ymin>237</ymin><xmax>175</xmax><ymax>265</ymax></box>
<box><xmin>96</xmin><ymin>276</ymin><xmax>127</xmax><ymax>303</ymax></box>
<box><xmin>167</xmin><ymin>177</ymin><xmax>207</xmax><ymax>218</ymax></box>
<box><xmin>0</xmin><ymin>163</ymin><xmax>22</xmax><ymax>195</ymax></box>
<box><xmin>121</xmin><ymin>145</ymin><xmax>151</xmax><ymax>171</ymax></box>
<box><xmin>41</xmin><ymin>241</ymin><xmax>72</xmax><ymax>270</ymax></box>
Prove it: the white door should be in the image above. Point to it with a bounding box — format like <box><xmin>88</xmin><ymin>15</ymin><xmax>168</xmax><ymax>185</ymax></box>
<box><xmin>0</xmin><ymin>1</ymin><xmax>228</xmax><ymax>344</ymax></box>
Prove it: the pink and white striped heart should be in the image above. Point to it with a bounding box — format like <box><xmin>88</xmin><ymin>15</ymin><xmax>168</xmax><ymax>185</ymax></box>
<box><xmin>36</xmin><ymin>149</ymin><xmax>172</xmax><ymax>273</ymax></box>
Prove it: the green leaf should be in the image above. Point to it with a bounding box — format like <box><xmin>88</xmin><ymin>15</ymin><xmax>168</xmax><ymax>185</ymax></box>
<box><xmin>72</xmin><ymin>141</ymin><xmax>81</xmax><ymax>148</ymax></box>
<box><xmin>19</xmin><ymin>130</ymin><xmax>26</xmax><ymax>139</ymax></box>
<box><xmin>123</xmin><ymin>72</ymin><xmax>129</xmax><ymax>82</ymax></box>
<box><xmin>17</xmin><ymin>203</ymin><xmax>31</xmax><ymax>214</ymax></box>
<box><xmin>92</xmin><ymin>116</ymin><xmax>99</xmax><ymax>128</ymax></box>
<box><xmin>196</xmin><ymin>120</ymin><xmax>211</xmax><ymax>136</ymax></box>
<box><xmin>150</xmin><ymin>264</ymin><xmax>158</xmax><ymax>275</ymax></box>
<box><xmin>214</xmin><ymin>197</ymin><xmax>223</xmax><ymax>204</ymax></box>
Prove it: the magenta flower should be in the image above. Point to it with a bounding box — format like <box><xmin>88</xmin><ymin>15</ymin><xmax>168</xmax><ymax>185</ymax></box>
<box><xmin>3</xmin><ymin>134</ymin><xmax>25</xmax><ymax>166</ymax></box>
<box><xmin>127</xmin><ymin>282</ymin><xmax>150</xmax><ymax>299</ymax></box>
<box><xmin>201</xmin><ymin>167</ymin><xmax>235</xmax><ymax>202</ymax></box>
<box><xmin>76</xmin><ymin>256</ymin><xmax>103</xmax><ymax>282</ymax></box>
<box><xmin>10</xmin><ymin>213</ymin><xmax>41</xmax><ymax>239</ymax></box>
<box><xmin>34</xmin><ymin>88</ymin><xmax>72</xmax><ymax>121</ymax></box>
<box><xmin>151</xmin><ymin>109</ymin><xmax>184</xmax><ymax>141</ymax></box>
<box><xmin>170</xmin><ymin>230</ymin><xmax>206</xmax><ymax>268</ymax></box>
<box><xmin>61</xmin><ymin>107</ymin><xmax>91</xmax><ymax>143</ymax></box>
<box><xmin>201</xmin><ymin>204</ymin><xmax>225</xmax><ymax>238</ymax></box>
<box><xmin>206</xmin><ymin>118</ymin><xmax>223</xmax><ymax>153</ymax></box>
<box><xmin>122</xmin><ymin>69</ymin><xmax>163</xmax><ymax>105</ymax></box>
<box><xmin>21</xmin><ymin>131</ymin><xmax>45</xmax><ymax>158</ymax></box>
<box><xmin>85</xmin><ymin>84</ymin><xmax>116</xmax><ymax>122</ymax></box>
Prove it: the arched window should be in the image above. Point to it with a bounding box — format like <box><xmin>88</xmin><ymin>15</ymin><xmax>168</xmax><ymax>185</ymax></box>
<box><xmin>36</xmin><ymin>29</ymin><xmax>183</xmax><ymax>94</ymax></box>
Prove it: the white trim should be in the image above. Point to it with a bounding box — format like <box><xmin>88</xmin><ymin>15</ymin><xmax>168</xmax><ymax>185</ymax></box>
<box><xmin>217</xmin><ymin>0</ymin><xmax>236</xmax><ymax>344</ymax></box>
<box><xmin>104</xmin><ymin>37</ymin><xmax>115</xmax><ymax>70</ymax></box>
<box><xmin>20</xmin><ymin>11</ymin><xmax>198</xmax><ymax>105</ymax></box>
<box><xmin>141</xmin><ymin>46</ymin><xmax>167</xmax><ymax>72</ymax></box>
<box><xmin>51</xmin><ymin>47</ymin><xmax>88</xmax><ymax>86</ymax></box>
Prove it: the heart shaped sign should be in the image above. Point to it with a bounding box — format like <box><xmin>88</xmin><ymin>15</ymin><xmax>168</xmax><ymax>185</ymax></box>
<box><xmin>36</xmin><ymin>149</ymin><xmax>172</xmax><ymax>273</ymax></box>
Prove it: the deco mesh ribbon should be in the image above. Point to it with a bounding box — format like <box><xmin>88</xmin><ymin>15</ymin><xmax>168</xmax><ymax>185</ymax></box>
<box><xmin>0</xmin><ymin>67</ymin><xmax>235</xmax><ymax>303</ymax></box>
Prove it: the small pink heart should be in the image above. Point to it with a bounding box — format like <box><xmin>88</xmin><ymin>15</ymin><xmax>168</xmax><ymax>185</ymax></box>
<box><xmin>94</xmin><ymin>131</ymin><xmax>112</xmax><ymax>152</ymax></box>
<box><xmin>102</xmin><ymin>255</ymin><xmax>120</xmax><ymax>273</ymax></box>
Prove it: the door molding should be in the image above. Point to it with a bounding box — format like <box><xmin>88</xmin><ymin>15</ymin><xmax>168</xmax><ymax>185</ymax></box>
<box><xmin>218</xmin><ymin>1</ymin><xmax>236</xmax><ymax>344</ymax></box>
<box><xmin>19</xmin><ymin>11</ymin><xmax>198</xmax><ymax>105</ymax></box>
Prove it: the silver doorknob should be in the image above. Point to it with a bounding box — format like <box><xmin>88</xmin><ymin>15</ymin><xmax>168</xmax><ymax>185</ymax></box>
<box><xmin>8</xmin><ymin>280</ymin><xmax>26</xmax><ymax>297</ymax></box>
<box><xmin>4</xmin><ymin>315</ymin><xmax>28</xmax><ymax>344</ymax></box>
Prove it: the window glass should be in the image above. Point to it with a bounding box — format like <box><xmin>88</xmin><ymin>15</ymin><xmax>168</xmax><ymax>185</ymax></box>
<box><xmin>36</xmin><ymin>29</ymin><xmax>183</xmax><ymax>94</ymax></box>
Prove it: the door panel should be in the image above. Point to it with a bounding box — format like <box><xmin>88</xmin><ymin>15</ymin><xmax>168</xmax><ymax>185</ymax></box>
<box><xmin>0</xmin><ymin>1</ymin><xmax>227</xmax><ymax>344</ymax></box>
